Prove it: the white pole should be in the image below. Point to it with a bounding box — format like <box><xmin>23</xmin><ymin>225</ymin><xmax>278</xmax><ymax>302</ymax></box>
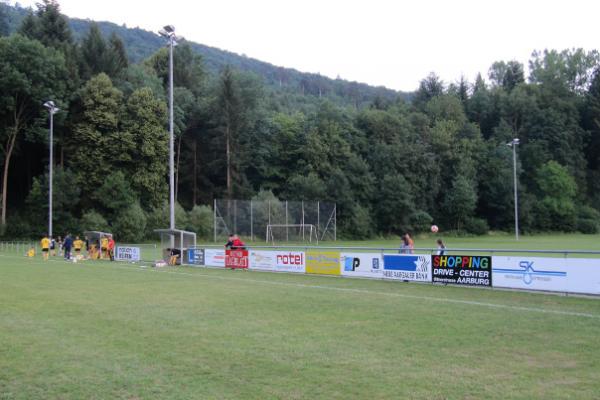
<box><xmin>169</xmin><ymin>35</ymin><xmax>175</xmax><ymax>231</ymax></box>
<box><xmin>213</xmin><ymin>199</ymin><xmax>217</xmax><ymax>242</ymax></box>
<box><xmin>48</xmin><ymin>111</ymin><xmax>53</xmax><ymax>238</ymax></box>
<box><xmin>513</xmin><ymin>142</ymin><xmax>519</xmax><ymax>241</ymax></box>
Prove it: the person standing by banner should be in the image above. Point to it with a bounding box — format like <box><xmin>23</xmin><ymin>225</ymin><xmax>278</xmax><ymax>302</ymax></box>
<box><xmin>436</xmin><ymin>239</ymin><xmax>446</xmax><ymax>255</ymax></box>
<box><xmin>405</xmin><ymin>233</ymin><xmax>414</xmax><ymax>254</ymax></box>
<box><xmin>224</xmin><ymin>234</ymin><xmax>234</xmax><ymax>250</ymax></box>
<box><xmin>108</xmin><ymin>235</ymin><xmax>115</xmax><ymax>261</ymax></box>
<box><xmin>231</xmin><ymin>235</ymin><xmax>246</xmax><ymax>250</ymax></box>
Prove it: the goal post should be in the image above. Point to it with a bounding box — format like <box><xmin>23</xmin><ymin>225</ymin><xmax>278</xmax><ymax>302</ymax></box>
<box><xmin>265</xmin><ymin>224</ymin><xmax>317</xmax><ymax>244</ymax></box>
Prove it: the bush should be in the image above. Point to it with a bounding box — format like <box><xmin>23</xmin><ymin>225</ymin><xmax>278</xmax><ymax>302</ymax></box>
<box><xmin>186</xmin><ymin>205</ymin><xmax>213</xmax><ymax>239</ymax></box>
<box><xmin>465</xmin><ymin>217</ymin><xmax>489</xmax><ymax>235</ymax></box>
<box><xmin>145</xmin><ymin>202</ymin><xmax>188</xmax><ymax>239</ymax></box>
<box><xmin>341</xmin><ymin>204</ymin><xmax>373</xmax><ymax>239</ymax></box>
<box><xmin>577</xmin><ymin>206</ymin><xmax>600</xmax><ymax>234</ymax></box>
<box><xmin>409</xmin><ymin>210</ymin><xmax>433</xmax><ymax>233</ymax></box>
<box><xmin>112</xmin><ymin>202</ymin><xmax>147</xmax><ymax>242</ymax></box>
<box><xmin>3</xmin><ymin>213</ymin><xmax>34</xmax><ymax>239</ymax></box>
<box><xmin>80</xmin><ymin>210</ymin><xmax>110</xmax><ymax>232</ymax></box>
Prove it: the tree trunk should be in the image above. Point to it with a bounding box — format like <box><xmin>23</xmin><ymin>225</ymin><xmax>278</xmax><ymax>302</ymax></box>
<box><xmin>1</xmin><ymin>127</ymin><xmax>19</xmax><ymax>227</ymax></box>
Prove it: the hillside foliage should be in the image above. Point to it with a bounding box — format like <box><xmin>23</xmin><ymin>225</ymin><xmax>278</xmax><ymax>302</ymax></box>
<box><xmin>1</xmin><ymin>0</ymin><xmax>599</xmax><ymax>240</ymax></box>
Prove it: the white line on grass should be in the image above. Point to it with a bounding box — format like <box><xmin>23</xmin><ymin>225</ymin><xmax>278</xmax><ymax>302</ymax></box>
<box><xmin>3</xmin><ymin>253</ymin><xmax>600</xmax><ymax>320</ymax></box>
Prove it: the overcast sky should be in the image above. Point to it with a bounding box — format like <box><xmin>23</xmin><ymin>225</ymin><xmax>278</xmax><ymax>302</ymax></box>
<box><xmin>12</xmin><ymin>0</ymin><xmax>600</xmax><ymax>92</ymax></box>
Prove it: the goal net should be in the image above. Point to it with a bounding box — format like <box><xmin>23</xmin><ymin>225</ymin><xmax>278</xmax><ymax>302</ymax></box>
<box><xmin>154</xmin><ymin>229</ymin><xmax>197</xmax><ymax>265</ymax></box>
<box><xmin>266</xmin><ymin>224</ymin><xmax>317</xmax><ymax>244</ymax></box>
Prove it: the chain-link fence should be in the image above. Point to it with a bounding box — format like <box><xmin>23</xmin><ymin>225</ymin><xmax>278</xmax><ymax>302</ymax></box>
<box><xmin>0</xmin><ymin>241</ymin><xmax>37</xmax><ymax>256</ymax></box>
<box><xmin>213</xmin><ymin>199</ymin><xmax>336</xmax><ymax>243</ymax></box>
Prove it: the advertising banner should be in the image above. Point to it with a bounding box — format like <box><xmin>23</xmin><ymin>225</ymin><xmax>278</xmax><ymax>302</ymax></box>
<box><xmin>249</xmin><ymin>250</ymin><xmax>305</xmax><ymax>273</ymax></box>
<box><xmin>306</xmin><ymin>251</ymin><xmax>341</xmax><ymax>275</ymax></box>
<box><xmin>492</xmin><ymin>257</ymin><xmax>600</xmax><ymax>294</ymax></box>
<box><xmin>115</xmin><ymin>246</ymin><xmax>140</xmax><ymax>261</ymax></box>
<box><xmin>226</xmin><ymin>249</ymin><xmax>249</xmax><ymax>269</ymax></box>
<box><xmin>432</xmin><ymin>255</ymin><xmax>492</xmax><ymax>286</ymax></box>
<box><xmin>341</xmin><ymin>253</ymin><xmax>383</xmax><ymax>278</ymax></box>
<box><xmin>187</xmin><ymin>249</ymin><xmax>205</xmax><ymax>266</ymax></box>
<box><xmin>205</xmin><ymin>249</ymin><xmax>225</xmax><ymax>267</ymax></box>
<box><xmin>382</xmin><ymin>254</ymin><xmax>431</xmax><ymax>282</ymax></box>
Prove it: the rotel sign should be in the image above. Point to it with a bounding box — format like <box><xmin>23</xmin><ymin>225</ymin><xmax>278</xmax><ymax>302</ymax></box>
<box><xmin>276</xmin><ymin>253</ymin><xmax>304</xmax><ymax>265</ymax></box>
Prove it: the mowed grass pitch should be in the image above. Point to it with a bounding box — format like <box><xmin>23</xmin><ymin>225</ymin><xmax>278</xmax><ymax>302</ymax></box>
<box><xmin>1</xmin><ymin>254</ymin><xmax>600</xmax><ymax>399</ymax></box>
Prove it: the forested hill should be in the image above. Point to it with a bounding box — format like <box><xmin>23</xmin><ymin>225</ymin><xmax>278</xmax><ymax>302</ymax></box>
<box><xmin>1</xmin><ymin>0</ymin><xmax>600</xmax><ymax>242</ymax></box>
<box><xmin>3</xmin><ymin>3</ymin><xmax>405</xmax><ymax>107</ymax></box>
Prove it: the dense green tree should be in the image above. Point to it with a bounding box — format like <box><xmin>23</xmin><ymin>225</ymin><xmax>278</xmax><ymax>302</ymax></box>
<box><xmin>80</xmin><ymin>23</ymin><xmax>107</xmax><ymax>79</ymax></box>
<box><xmin>68</xmin><ymin>73</ymin><xmax>123</xmax><ymax>203</ymax></box>
<box><xmin>25</xmin><ymin>167</ymin><xmax>81</xmax><ymax>234</ymax></box>
<box><xmin>489</xmin><ymin>60</ymin><xmax>524</xmax><ymax>91</ymax></box>
<box><xmin>106</xmin><ymin>32</ymin><xmax>128</xmax><ymax>77</ymax></box>
<box><xmin>375</xmin><ymin>174</ymin><xmax>416</xmax><ymax>234</ymax></box>
<box><xmin>413</xmin><ymin>72</ymin><xmax>444</xmax><ymax>109</ymax></box>
<box><xmin>0</xmin><ymin>34</ymin><xmax>68</xmax><ymax>229</ymax></box>
<box><xmin>0</xmin><ymin>2</ymin><xmax>9</xmax><ymax>36</ymax></box>
<box><xmin>112</xmin><ymin>201</ymin><xmax>146</xmax><ymax>242</ymax></box>
<box><xmin>533</xmin><ymin>161</ymin><xmax>578</xmax><ymax>231</ymax></box>
<box><xmin>18</xmin><ymin>0</ymin><xmax>72</xmax><ymax>49</ymax></box>
<box><xmin>92</xmin><ymin>170</ymin><xmax>136</xmax><ymax>218</ymax></box>
<box><xmin>121</xmin><ymin>87</ymin><xmax>168</xmax><ymax>208</ymax></box>
<box><xmin>441</xmin><ymin>175</ymin><xmax>477</xmax><ymax>231</ymax></box>
<box><xmin>80</xmin><ymin>210</ymin><xmax>110</xmax><ymax>232</ymax></box>
<box><xmin>583</xmin><ymin>68</ymin><xmax>600</xmax><ymax>209</ymax></box>
<box><xmin>529</xmin><ymin>49</ymin><xmax>599</xmax><ymax>94</ymax></box>
<box><xmin>186</xmin><ymin>205</ymin><xmax>214</xmax><ymax>239</ymax></box>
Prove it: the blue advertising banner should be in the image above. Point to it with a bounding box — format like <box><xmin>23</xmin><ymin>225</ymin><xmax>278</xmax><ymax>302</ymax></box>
<box><xmin>382</xmin><ymin>255</ymin><xmax>431</xmax><ymax>282</ymax></box>
<box><xmin>187</xmin><ymin>249</ymin><xmax>205</xmax><ymax>266</ymax></box>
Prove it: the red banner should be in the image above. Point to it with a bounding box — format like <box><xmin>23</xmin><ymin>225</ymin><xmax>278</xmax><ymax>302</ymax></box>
<box><xmin>225</xmin><ymin>249</ymin><xmax>249</xmax><ymax>269</ymax></box>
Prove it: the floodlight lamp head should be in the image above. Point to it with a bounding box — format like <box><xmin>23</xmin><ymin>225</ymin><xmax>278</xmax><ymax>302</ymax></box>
<box><xmin>158</xmin><ymin>29</ymin><xmax>168</xmax><ymax>37</ymax></box>
<box><xmin>163</xmin><ymin>25</ymin><xmax>175</xmax><ymax>33</ymax></box>
<box><xmin>513</xmin><ymin>138</ymin><xmax>520</xmax><ymax>145</ymax></box>
<box><xmin>43</xmin><ymin>100</ymin><xmax>59</xmax><ymax>114</ymax></box>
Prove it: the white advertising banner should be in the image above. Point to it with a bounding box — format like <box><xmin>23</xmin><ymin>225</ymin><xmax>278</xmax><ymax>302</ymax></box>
<box><xmin>204</xmin><ymin>249</ymin><xmax>226</xmax><ymax>267</ymax></box>
<box><xmin>340</xmin><ymin>253</ymin><xmax>383</xmax><ymax>278</ymax></box>
<box><xmin>249</xmin><ymin>250</ymin><xmax>305</xmax><ymax>273</ymax></box>
<box><xmin>492</xmin><ymin>256</ymin><xmax>600</xmax><ymax>295</ymax></box>
<box><xmin>115</xmin><ymin>246</ymin><xmax>140</xmax><ymax>261</ymax></box>
<box><xmin>382</xmin><ymin>254</ymin><xmax>431</xmax><ymax>282</ymax></box>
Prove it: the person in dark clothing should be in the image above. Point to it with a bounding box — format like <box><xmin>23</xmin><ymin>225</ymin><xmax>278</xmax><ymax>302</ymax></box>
<box><xmin>224</xmin><ymin>234</ymin><xmax>234</xmax><ymax>250</ymax></box>
<box><xmin>63</xmin><ymin>234</ymin><xmax>73</xmax><ymax>260</ymax></box>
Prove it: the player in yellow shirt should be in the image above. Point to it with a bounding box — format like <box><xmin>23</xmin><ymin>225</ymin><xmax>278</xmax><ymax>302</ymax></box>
<box><xmin>100</xmin><ymin>235</ymin><xmax>109</xmax><ymax>259</ymax></box>
<box><xmin>73</xmin><ymin>236</ymin><xmax>84</xmax><ymax>258</ymax></box>
<box><xmin>40</xmin><ymin>235</ymin><xmax>50</xmax><ymax>261</ymax></box>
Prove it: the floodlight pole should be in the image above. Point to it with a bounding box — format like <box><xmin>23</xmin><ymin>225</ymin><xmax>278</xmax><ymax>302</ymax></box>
<box><xmin>168</xmin><ymin>30</ymin><xmax>175</xmax><ymax>230</ymax></box>
<box><xmin>508</xmin><ymin>138</ymin><xmax>520</xmax><ymax>241</ymax></box>
<box><xmin>44</xmin><ymin>101</ymin><xmax>59</xmax><ymax>238</ymax></box>
<box><xmin>159</xmin><ymin>25</ymin><xmax>177</xmax><ymax>231</ymax></box>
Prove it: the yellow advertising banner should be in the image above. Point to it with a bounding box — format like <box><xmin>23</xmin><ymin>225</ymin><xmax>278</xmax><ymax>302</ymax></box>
<box><xmin>306</xmin><ymin>251</ymin><xmax>341</xmax><ymax>275</ymax></box>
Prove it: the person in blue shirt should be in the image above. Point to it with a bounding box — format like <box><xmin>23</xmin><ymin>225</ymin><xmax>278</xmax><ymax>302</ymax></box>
<box><xmin>63</xmin><ymin>234</ymin><xmax>73</xmax><ymax>260</ymax></box>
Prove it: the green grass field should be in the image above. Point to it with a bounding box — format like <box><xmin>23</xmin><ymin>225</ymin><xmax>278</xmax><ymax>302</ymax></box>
<box><xmin>1</xmin><ymin>243</ymin><xmax>600</xmax><ymax>399</ymax></box>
